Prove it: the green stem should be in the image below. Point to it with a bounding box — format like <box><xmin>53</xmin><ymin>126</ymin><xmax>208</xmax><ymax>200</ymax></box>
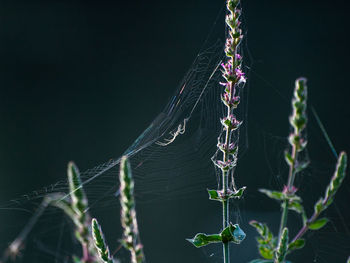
<box><xmin>277</xmin><ymin>144</ymin><xmax>297</xmax><ymax>254</ymax></box>
<box><xmin>222</xmin><ymin>104</ymin><xmax>232</xmax><ymax>263</ymax></box>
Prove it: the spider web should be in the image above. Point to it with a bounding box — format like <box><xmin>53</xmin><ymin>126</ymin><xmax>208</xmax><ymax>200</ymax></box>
<box><xmin>0</xmin><ymin>32</ymin><xmax>251</xmax><ymax>262</ymax></box>
<box><xmin>1</xmin><ymin>5</ymin><xmax>349</xmax><ymax>263</ymax></box>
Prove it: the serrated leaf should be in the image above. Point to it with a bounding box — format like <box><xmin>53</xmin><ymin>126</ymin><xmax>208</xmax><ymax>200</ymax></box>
<box><xmin>288</xmin><ymin>239</ymin><xmax>305</xmax><ymax>252</ymax></box>
<box><xmin>259</xmin><ymin>189</ymin><xmax>285</xmax><ymax>201</ymax></box>
<box><xmin>186</xmin><ymin>233</ymin><xmax>221</xmax><ymax>248</ymax></box>
<box><xmin>308</xmin><ymin>218</ymin><xmax>329</xmax><ymax>230</ymax></box>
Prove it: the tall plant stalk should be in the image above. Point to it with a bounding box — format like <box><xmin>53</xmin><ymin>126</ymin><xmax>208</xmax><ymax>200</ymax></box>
<box><xmin>250</xmin><ymin>78</ymin><xmax>348</xmax><ymax>263</ymax></box>
<box><xmin>277</xmin><ymin>78</ymin><xmax>308</xmax><ymax>246</ymax></box>
<box><xmin>218</xmin><ymin>0</ymin><xmax>246</xmax><ymax>261</ymax></box>
<box><xmin>187</xmin><ymin>1</ymin><xmax>247</xmax><ymax>262</ymax></box>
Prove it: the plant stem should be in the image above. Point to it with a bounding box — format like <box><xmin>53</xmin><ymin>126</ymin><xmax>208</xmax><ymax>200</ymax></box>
<box><xmin>278</xmin><ymin>144</ymin><xmax>297</xmax><ymax>241</ymax></box>
<box><xmin>222</xmin><ymin>111</ymin><xmax>232</xmax><ymax>263</ymax></box>
<box><xmin>275</xmin><ymin>78</ymin><xmax>307</xmax><ymax>262</ymax></box>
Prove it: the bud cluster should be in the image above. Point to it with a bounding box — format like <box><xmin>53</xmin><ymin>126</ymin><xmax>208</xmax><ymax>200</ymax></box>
<box><xmin>92</xmin><ymin>218</ymin><xmax>114</xmax><ymax>263</ymax></box>
<box><xmin>215</xmin><ymin>0</ymin><xmax>245</xmax><ymax>177</ymax></box>
<box><xmin>288</xmin><ymin>78</ymin><xmax>308</xmax><ymax>152</ymax></box>
<box><xmin>120</xmin><ymin>156</ymin><xmax>145</xmax><ymax>263</ymax></box>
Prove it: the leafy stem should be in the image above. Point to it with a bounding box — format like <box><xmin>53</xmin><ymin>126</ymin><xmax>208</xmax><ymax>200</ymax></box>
<box><xmin>291</xmin><ymin>151</ymin><xmax>347</xmax><ymax>243</ymax></box>
<box><xmin>276</xmin><ymin>78</ymin><xmax>307</xmax><ymax>260</ymax></box>
<box><xmin>187</xmin><ymin>0</ymin><xmax>247</xmax><ymax>261</ymax></box>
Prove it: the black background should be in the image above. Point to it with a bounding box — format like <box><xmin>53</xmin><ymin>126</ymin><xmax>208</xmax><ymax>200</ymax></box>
<box><xmin>0</xmin><ymin>0</ymin><xmax>349</xmax><ymax>262</ymax></box>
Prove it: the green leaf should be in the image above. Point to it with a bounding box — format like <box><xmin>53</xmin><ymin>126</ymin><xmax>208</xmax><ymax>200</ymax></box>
<box><xmin>308</xmin><ymin>218</ymin><xmax>329</xmax><ymax>230</ymax></box>
<box><xmin>259</xmin><ymin>189</ymin><xmax>285</xmax><ymax>201</ymax></box>
<box><xmin>275</xmin><ymin>228</ymin><xmax>289</xmax><ymax>263</ymax></box>
<box><xmin>72</xmin><ymin>256</ymin><xmax>83</xmax><ymax>263</ymax></box>
<box><xmin>92</xmin><ymin>218</ymin><xmax>114</xmax><ymax>263</ymax></box>
<box><xmin>208</xmin><ymin>187</ymin><xmax>246</xmax><ymax>201</ymax></box>
<box><xmin>323</xmin><ymin>152</ymin><xmax>347</xmax><ymax>210</ymax></box>
<box><xmin>284</xmin><ymin>151</ymin><xmax>294</xmax><ymax>166</ymax></box>
<box><xmin>220</xmin><ymin>223</ymin><xmax>237</xmax><ymax>243</ymax></box>
<box><xmin>249</xmin><ymin>260</ymin><xmax>293</xmax><ymax>263</ymax></box>
<box><xmin>229</xmin><ymin>145</ymin><xmax>239</xmax><ymax>155</ymax></box>
<box><xmin>249</xmin><ymin>260</ymin><xmax>274</xmax><ymax>263</ymax></box>
<box><xmin>207</xmin><ymin>189</ymin><xmax>221</xmax><ymax>201</ymax></box>
<box><xmin>288</xmin><ymin>200</ymin><xmax>304</xmax><ymax>214</ymax></box>
<box><xmin>313</xmin><ymin>198</ymin><xmax>324</xmax><ymax>215</ymax></box>
<box><xmin>229</xmin><ymin>186</ymin><xmax>246</xmax><ymax>199</ymax></box>
<box><xmin>288</xmin><ymin>239</ymin><xmax>305</xmax><ymax>252</ymax></box>
<box><xmin>221</xmin><ymin>223</ymin><xmax>246</xmax><ymax>244</ymax></box>
<box><xmin>249</xmin><ymin>220</ymin><xmax>273</xmax><ymax>241</ymax></box>
<box><xmin>186</xmin><ymin>233</ymin><xmax>221</xmax><ymax>248</ymax></box>
<box><xmin>250</xmin><ymin>220</ymin><xmax>265</xmax><ymax>236</ymax></box>
<box><xmin>258</xmin><ymin>245</ymin><xmax>274</xmax><ymax>260</ymax></box>
<box><xmin>67</xmin><ymin>161</ymin><xmax>88</xmax><ymax>215</ymax></box>
<box><xmin>295</xmin><ymin>161</ymin><xmax>309</xmax><ymax>173</ymax></box>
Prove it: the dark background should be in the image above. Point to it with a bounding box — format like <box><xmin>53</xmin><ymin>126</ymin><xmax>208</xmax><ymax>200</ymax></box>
<box><xmin>0</xmin><ymin>0</ymin><xmax>349</xmax><ymax>262</ymax></box>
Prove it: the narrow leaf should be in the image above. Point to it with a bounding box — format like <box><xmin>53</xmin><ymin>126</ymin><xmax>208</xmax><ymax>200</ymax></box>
<box><xmin>275</xmin><ymin>228</ymin><xmax>289</xmax><ymax>263</ymax></box>
<box><xmin>308</xmin><ymin>218</ymin><xmax>329</xmax><ymax>230</ymax></box>
<box><xmin>249</xmin><ymin>260</ymin><xmax>274</xmax><ymax>263</ymax></box>
<box><xmin>288</xmin><ymin>200</ymin><xmax>304</xmax><ymax>214</ymax></box>
<box><xmin>295</xmin><ymin>161</ymin><xmax>309</xmax><ymax>173</ymax></box>
<box><xmin>186</xmin><ymin>233</ymin><xmax>221</xmax><ymax>248</ymax></box>
<box><xmin>259</xmin><ymin>189</ymin><xmax>285</xmax><ymax>201</ymax></box>
<box><xmin>249</xmin><ymin>220</ymin><xmax>273</xmax><ymax>240</ymax></box>
<box><xmin>323</xmin><ymin>152</ymin><xmax>347</xmax><ymax>210</ymax></box>
<box><xmin>313</xmin><ymin>198</ymin><xmax>324</xmax><ymax>215</ymax></box>
<box><xmin>229</xmin><ymin>186</ymin><xmax>246</xmax><ymax>199</ymax></box>
<box><xmin>92</xmin><ymin>218</ymin><xmax>113</xmax><ymax>263</ymax></box>
<box><xmin>284</xmin><ymin>151</ymin><xmax>293</xmax><ymax>166</ymax></box>
<box><xmin>288</xmin><ymin>239</ymin><xmax>305</xmax><ymax>251</ymax></box>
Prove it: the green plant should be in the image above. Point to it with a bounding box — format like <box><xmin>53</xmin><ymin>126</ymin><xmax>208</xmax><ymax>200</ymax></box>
<box><xmin>187</xmin><ymin>0</ymin><xmax>246</xmax><ymax>262</ymax></box>
<box><xmin>91</xmin><ymin>156</ymin><xmax>144</xmax><ymax>263</ymax></box>
<box><xmin>119</xmin><ymin>156</ymin><xmax>145</xmax><ymax>263</ymax></box>
<box><xmin>249</xmin><ymin>79</ymin><xmax>348</xmax><ymax>263</ymax></box>
<box><xmin>91</xmin><ymin>218</ymin><xmax>114</xmax><ymax>263</ymax></box>
<box><xmin>1</xmin><ymin>158</ymin><xmax>145</xmax><ymax>263</ymax></box>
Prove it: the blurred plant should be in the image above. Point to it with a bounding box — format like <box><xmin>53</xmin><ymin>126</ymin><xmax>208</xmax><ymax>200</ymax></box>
<box><xmin>52</xmin><ymin>162</ymin><xmax>98</xmax><ymax>263</ymax></box>
<box><xmin>1</xmin><ymin>162</ymin><xmax>120</xmax><ymax>263</ymax></box>
<box><xmin>119</xmin><ymin>156</ymin><xmax>145</xmax><ymax>263</ymax></box>
<box><xmin>187</xmin><ymin>0</ymin><xmax>247</xmax><ymax>262</ymax></box>
<box><xmin>1</xmin><ymin>162</ymin><xmax>101</xmax><ymax>263</ymax></box>
<box><xmin>91</xmin><ymin>156</ymin><xmax>144</xmax><ymax>263</ymax></box>
<box><xmin>249</xmin><ymin>78</ymin><xmax>348</xmax><ymax>263</ymax></box>
<box><xmin>1</xmin><ymin>157</ymin><xmax>145</xmax><ymax>263</ymax></box>
<box><xmin>91</xmin><ymin>218</ymin><xmax>114</xmax><ymax>263</ymax></box>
